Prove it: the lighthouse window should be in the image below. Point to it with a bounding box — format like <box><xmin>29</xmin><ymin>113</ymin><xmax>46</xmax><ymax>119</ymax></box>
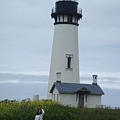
<box><xmin>68</xmin><ymin>16</ymin><xmax>72</xmax><ymax>22</ymax></box>
<box><xmin>59</xmin><ymin>16</ymin><xmax>60</xmax><ymax>22</ymax></box>
<box><xmin>62</xmin><ymin>15</ymin><xmax>64</xmax><ymax>22</ymax></box>
<box><xmin>75</xmin><ymin>17</ymin><xmax>78</xmax><ymax>23</ymax></box>
<box><xmin>67</xmin><ymin>57</ymin><xmax>71</xmax><ymax>68</ymax></box>
<box><xmin>64</xmin><ymin>16</ymin><xmax>67</xmax><ymax>22</ymax></box>
<box><xmin>55</xmin><ymin>18</ymin><xmax>57</xmax><ymax>23</ymax></box>
<box><xmin>66</xmin><ymin>54</ymin><xmax>73</xmax><ymax>70</ymax></box>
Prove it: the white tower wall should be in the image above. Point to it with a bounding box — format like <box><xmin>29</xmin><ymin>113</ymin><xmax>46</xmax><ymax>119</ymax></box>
<box><xmin>48</xmin><ymin>24</ymin><xmax>80</xmax><ymax>98</ymax></box>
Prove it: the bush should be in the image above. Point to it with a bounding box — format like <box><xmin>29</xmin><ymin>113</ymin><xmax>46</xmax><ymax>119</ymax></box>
<box><xmin>0</xmin><ymin>100</ymin><xmax>120</xmax><ymax>120</ymax></box>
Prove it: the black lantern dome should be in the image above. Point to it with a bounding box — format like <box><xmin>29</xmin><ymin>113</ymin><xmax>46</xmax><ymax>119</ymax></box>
<box><xmin>51</xmin><ymin>0</ymin><xmax>82</xmax><ymax>26</ymax></box>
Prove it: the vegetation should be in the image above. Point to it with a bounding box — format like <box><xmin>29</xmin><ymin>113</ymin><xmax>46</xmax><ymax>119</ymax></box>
<box><xmin>0</xmin><ymin>100</ymin><xmax>120</xmax><ymax>120</ymax></box>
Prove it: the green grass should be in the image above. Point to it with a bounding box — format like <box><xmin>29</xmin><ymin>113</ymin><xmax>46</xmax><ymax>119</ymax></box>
<box><xmin>0</xmin><ymin>100</ymin><xmax>120</xmax><ymax>120</ymax></box>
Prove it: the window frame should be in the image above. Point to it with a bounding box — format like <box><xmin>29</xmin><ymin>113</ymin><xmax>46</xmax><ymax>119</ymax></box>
<box><xmin>66</xmin><ymin>54</ymin><xmax>73</xmax><ymax>70</ymax></box>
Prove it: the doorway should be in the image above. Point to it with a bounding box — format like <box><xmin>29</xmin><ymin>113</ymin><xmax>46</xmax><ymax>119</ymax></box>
<box><xmin>78</xmin><ymin>94</ymin><xmax>84</xmax><ymax>108</ymax></box>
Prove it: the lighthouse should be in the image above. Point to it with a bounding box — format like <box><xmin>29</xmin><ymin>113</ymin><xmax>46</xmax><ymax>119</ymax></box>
<box><xmin>47</xmin><ymin>0</ymin><xmax>82</xmax><ymax>99</ymax></box>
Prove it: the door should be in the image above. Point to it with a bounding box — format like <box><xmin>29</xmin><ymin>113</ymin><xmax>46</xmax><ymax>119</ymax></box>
<box><xmin>78</xmin><ymin>94</ymin><xmax>84</xmax><ymax>108</ymax></box>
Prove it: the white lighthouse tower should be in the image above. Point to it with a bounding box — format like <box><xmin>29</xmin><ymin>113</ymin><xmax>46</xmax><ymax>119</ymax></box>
<box><xmin>47</xmin><ymin>0</ymin><xmax>82</xmax><ymax>99</ymax></box>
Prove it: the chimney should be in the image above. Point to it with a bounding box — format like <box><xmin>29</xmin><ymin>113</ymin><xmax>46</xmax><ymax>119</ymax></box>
<box><xmin>92</xmin><ymin>75</ymin><xmax>98</xmax><ymax>85</ymax></box>
<box><xmin>56</xmin><ymin>72</ymin><xmax>61</xmax><ymax>82</ymax></box>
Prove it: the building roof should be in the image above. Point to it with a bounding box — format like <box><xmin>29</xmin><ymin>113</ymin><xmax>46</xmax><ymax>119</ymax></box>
<box><xmin>50</xmin><ymin>82</ymin><xmax>104</xmax><ymax>95</ymax></box>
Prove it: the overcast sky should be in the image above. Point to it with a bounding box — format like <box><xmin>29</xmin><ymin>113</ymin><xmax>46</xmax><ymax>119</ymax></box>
<box><xmin>0</xmin><ymin>0</ymin><xmax>120</xmax><ymax>107</ymax></box>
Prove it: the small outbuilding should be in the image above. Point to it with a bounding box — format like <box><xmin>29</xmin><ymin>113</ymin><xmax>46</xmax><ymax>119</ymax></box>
<box><xmin>50</xmin><ymin>75</ymin><xmax>104</xmax><ymax>108</ymax></box>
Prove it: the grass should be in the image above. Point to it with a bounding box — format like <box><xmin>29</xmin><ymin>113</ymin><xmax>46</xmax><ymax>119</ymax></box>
<box><xmin>0</xmin><ymin>100</ymin><xmax>120</xmax><ymax>120</ymax></box>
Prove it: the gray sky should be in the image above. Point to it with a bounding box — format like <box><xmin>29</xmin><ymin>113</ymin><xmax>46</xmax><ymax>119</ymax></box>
<box><xmin>0</xmin><ymin>0</ymin><xmax>120</xmax><ymax>107</ymax></box>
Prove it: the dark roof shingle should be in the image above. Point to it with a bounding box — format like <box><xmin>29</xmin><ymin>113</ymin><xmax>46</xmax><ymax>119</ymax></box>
<box><xmin>50</xmin><ymin>82</ymin><xmax>104</xmax><ymax>95</ymax></box>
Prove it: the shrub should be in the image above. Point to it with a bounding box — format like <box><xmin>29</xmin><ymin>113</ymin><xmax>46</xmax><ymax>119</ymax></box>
<box><xmin>0</xmin><ymin>100</ymin><xmax>120</xmax><ymax>120</ymax></box>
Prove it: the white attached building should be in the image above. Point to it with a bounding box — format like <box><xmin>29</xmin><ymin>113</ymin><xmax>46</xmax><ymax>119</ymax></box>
<box><xmin>50</xmin><ymin>75</ymin><xmax>104</xmax><ymax>108</ymax></box>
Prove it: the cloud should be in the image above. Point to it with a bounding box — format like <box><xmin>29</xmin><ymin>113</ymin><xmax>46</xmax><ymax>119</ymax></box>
<box><xmin>0</xmin><ymin>72</ymin><xmax>120</xmax><ymax>90</ymax></box>
<box><xmin>0</xmin><ymin>72</ymin><xmax>48</xmax><ymax>84</ymax></box>
<box><xmin>0</xmin><ymin>79</ymin><xmax>19</xmax><ymax>84</ymax></box>
<box><xmin>0</xmin><ymin>71</ymin><xmax>49</xmax><ymax>76</ymax></box>
<box><xmin>1</xmin><ymin>0</ymin><xmax>120</xmax><ymax>76</ymax></box>
<box><xmin>0</xmin><ymin>79</ymin><xmax>48</xmax><ymax>84</ymax></box>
